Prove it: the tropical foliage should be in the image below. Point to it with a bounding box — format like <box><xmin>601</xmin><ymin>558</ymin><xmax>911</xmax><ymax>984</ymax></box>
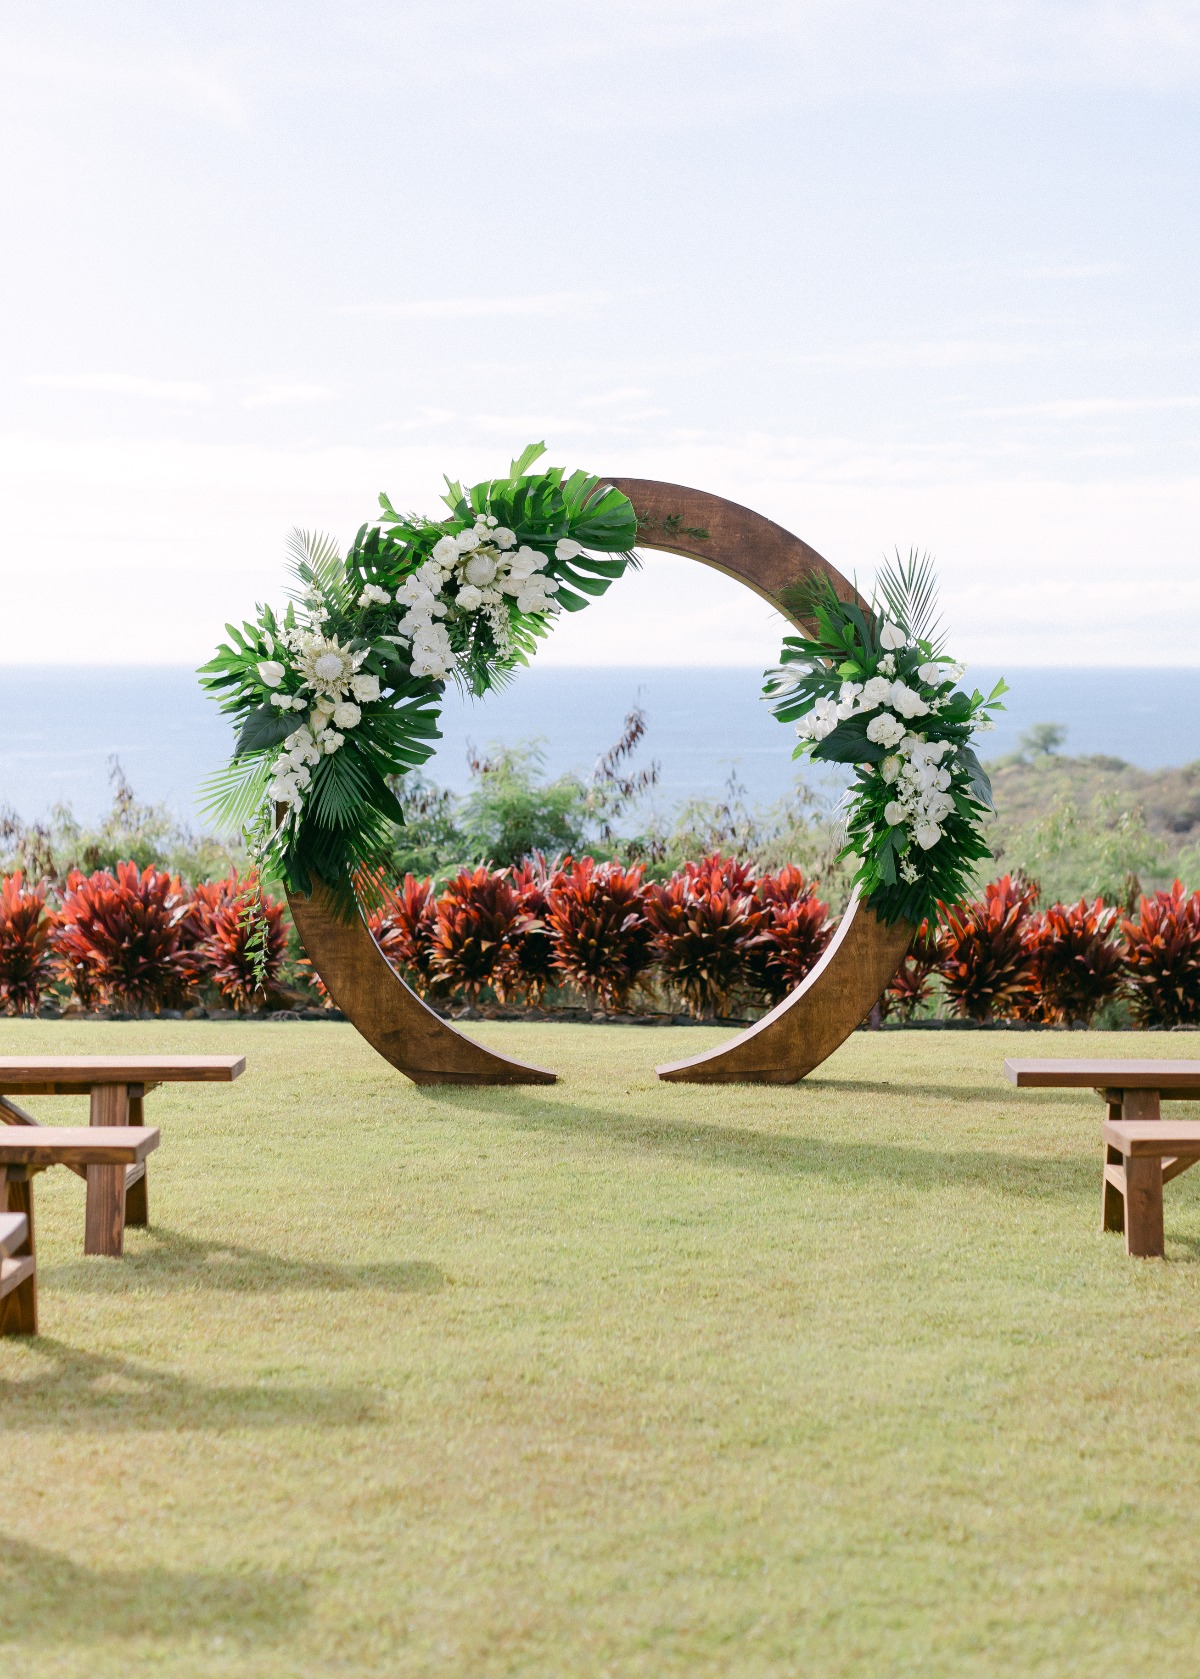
<box><xmin>766</xmin><ymin>552</ymin><xmax>1005</xmax><ymax>925</ymax></box>
<box><xmin>199</xmin><ymin>445</ymin><xmax>637</xmax><ymax>921</ymax></box>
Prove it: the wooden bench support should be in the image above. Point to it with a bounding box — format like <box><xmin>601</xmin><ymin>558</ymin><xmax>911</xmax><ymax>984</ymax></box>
<box><xmin>125</xmin><ymin>1161</ymin><xmax>148</xmax><ymax>1227</ymax></box>
<box><xmin>1100</xmin><ymin>1119</ymin><xmax>1200</xmax><ymax>1259</ymax></box>
<box><xmin>0</xmin><ymin>1175</ymin><xmax>36</xmax><ymax>1335</ymax></box>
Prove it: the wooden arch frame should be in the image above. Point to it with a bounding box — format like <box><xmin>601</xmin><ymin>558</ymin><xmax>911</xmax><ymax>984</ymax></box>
<box><xmin>287</xmin><ymin>478</ymin><xmax>915</xmax><ymax>1086</ymax></box>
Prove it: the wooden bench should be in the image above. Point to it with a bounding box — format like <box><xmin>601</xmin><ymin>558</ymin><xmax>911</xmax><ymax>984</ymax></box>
<box><xmin>0</xmin><ymin>1056</ymin><xmax>243</xmax><ymax>1255</ymax></box>
<box><xmin>0</xmin><ymin>1121</ymin><xmax>159</xmax><ymax>1329</ymax></box>
<box><xmin>1005</xmin><ymin>1059</ymin><xmax>1200</xmax><ymax>1258</ymax></box>
<box><xmin>0</xmin><ymin>1210</ymin><xmax>35</xmax><ymax>1336</ymax></box>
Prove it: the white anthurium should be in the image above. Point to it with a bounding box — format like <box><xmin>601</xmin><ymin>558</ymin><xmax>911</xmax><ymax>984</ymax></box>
<box><xmin>879</xmin><ymin>620</ymin><xmax>907</xmax><ymax>650</ymax></box>
<box><xmin>883</xmin><ymin>800</ymin><xmax>906</xmax><ymax>827</ymax></box>
<box><xmin>880</xmin><ymin>755</ymin><xmax>901</xmax><ymax>783</ymax></box>
<box><xmin>914</xmin><ymin>822</ymin><xmax>943</xmax><ymax>850</ymax></box>
<box><xmin>555</xmin><ymin>537</ymin><xmax>583</xmax><ymax>561</ymax></box>
<box><xmin>257</xmin><ymin>660</ymin><xmax>286</xmax><ymax>688</ymax></box>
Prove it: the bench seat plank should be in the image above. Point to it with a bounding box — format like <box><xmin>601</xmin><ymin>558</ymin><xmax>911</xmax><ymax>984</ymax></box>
<box><xmin>0</xmin><ymin>1055</ymin><xmax>244</xmax><ymax>1091</ymax></box>
<box><xmin>0</xmin><ymin>1213</ymin><xmax>28</xmax><ymax>1257</ymax></box>
<box><xmin>1103</xmin><ymin>1119</ymin><xmax>1200</xmax><ymax>1156</ymax></box>
<box><xmin>0</xmin><ymin>1127</ymin><xmax>160</xmax><ymax>1166</ymax></box>
<box><xmin>1006</xmin><ymin>1059</ymin><xmax>1200</xmax><ymax>1091</ymax></box>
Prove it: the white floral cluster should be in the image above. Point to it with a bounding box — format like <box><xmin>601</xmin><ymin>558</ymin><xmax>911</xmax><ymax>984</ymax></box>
<box><xmin>879</xmin><ymin>737</ymin><xmax>956</xmax><ymax>852</ymax></box>
<box><xmin>379</xmin><ymin>516</ymin><xmax>577</xmax><ymax>680</ymax></box>
<box><xmin>255</xmin><ymin>624</ymin><xmax>382</xmax><ymax>815</ymax></box>
<box><xmin>793</xmin><ymin>617</ymin><xmax>968</xmax><ymax>858</ymax></box>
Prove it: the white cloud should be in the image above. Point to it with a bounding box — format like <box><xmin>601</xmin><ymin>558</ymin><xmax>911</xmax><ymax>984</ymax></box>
<box><xmin>240</xmin><ymin>383</ymin><xmax>336</xmax><ymax>410</ymax></box>
<box><xmin>24</xmin><ymin>373</ymin><xmax>214</xmax><ymax>404</ymax></box>
<box><xmin>337</xmin><ymin>291</ymin><xmax>630</xmax><ymax>321</ymax></box>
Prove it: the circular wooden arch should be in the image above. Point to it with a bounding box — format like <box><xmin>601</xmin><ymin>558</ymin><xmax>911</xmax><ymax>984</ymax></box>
<box><xmin>287</xmin><ymin>478</ymin><xmax>915</xmax><ymax>1085</ymax></box>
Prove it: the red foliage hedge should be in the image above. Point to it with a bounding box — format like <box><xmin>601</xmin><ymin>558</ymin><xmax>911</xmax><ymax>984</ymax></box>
<box><xmin>546</xmin><ymin>856</ymin><xmax>656</xmax><ymax>1012</ymax></box>
<box><xmin>1121</xmin><ymin>880</ymin><xmax>1200</xmax><ymax>1027</ymax></box>
<box><xmin>937</xmin><ymin>875</ymin><xmax>1039</xmax><ymax>1023</ymax></box>
<box><xmin>748</xmin><ymin>864</ymin><xmax>832</xmax><ymax>1006</ymax></box>
<box><xmin>1024</xmin><ymin>896</ymin><xmax>1123</xmax><ymax>1026</ymax></box>
<box><xmin>430</xmin><ymin>865</ymin><xmax>533</xmax><ymax>1004</ymax></box>
<box><xmin>53</xmin><ymin>862</ymin><xmax>196</xmax><ymax>1012</ymax></box>
<box><xmin>0</xmin><ymin>872</ymin><xmax>58</xmax><ymax>1014</ymax></box>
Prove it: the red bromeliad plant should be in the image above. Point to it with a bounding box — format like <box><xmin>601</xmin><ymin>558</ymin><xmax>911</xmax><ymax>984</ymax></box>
<box><xmin>1024</xmin><ymin>896</ymin><xmax>1123</xmax><ymax>1026</ymax></box>
<box><xmin>53</xmin><ymin>861</ymin><xmax>197</xmax><ymax>1012</ymax></box>
<box><xmin>937</xmin><ymin>874</ymin><xmax>1038</xmax><ymax>1022</ymax></box>
<box><xmin>545</xmin><ymin>856</ymin><xmax>655</xmax><ymax>1012</ymax></box>
<box><xmin>747</xmin><ymin>864</ymin><xmax>832</xmax><ymax>1006</ymax></box>
<box><xmin>369</xmin><ymin>874</ymin><xmax>442</xmax><ymax>998</ymax></box>
<box><xmin>509</xmin><ymin>854</ymin><xmax>558</xmax><ymax>1006</ymax></box>
<box><xmin>881</xmin><ymin>917</ymin><xmax>941</xmax><ymax>1021</ymax></box>
<box><xmin>1121</xmin><ymin>880</ymin><xmax>1200</xmax><ymax>1027</ymax></box>
<box><xmin>645</xmin><ymin>853</ymin><xmax>763</xmax><ymax>1019</ymax></box>
<box><xmin>188</xmin><ymin>874</ymin><xmax>288</xmax><ymax>1010</ymax></box>
<box><xmin>430</xmin><ymin>865</ymin><xmax>532</xmax><ymax>1004</ymax></box>
<box><xmin>0</xmin><ymin>872</ymin><xmax>59</xmax><ymax>1015</ymax></box>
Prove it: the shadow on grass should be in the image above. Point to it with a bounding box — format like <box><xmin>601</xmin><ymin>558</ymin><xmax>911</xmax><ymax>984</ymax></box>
<box><xmin>426</xmin><ymin>1088</ymin><xmax>1096</xmax><ymax>1201</ymax></box>
<box><xmin>0</xmin><ymin>1337</ymin><xmax>380</xmax><ymax>1432</ymax></box>
<box><xmin>0</xmin><ymin>1534</ymin><xmax>307</xmax><ymax>1644</ymax></box>
<box><xmin>45</xmin><ymin>1227</ymin><xmax>445</xmax><ymax>1296</ymax></box>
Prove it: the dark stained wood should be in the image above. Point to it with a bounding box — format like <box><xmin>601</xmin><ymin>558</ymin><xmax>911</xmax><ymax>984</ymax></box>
<box><xmin>1123</xmin><ymin>1153</ymin><xmax>1165</xmax><ymax>1257</ymax></box>
<box><xmin>1098</xmin><ymin>1119</ymin><xmax>1200</xmax><ymax>1259</ymax></box>
<box><xmin>124</xmin><ymin>1161</ymin><xmax>149</xmax><ymax>1227</ymax></box>
<box><xmin>1005</xmin><ymin>1059</ymin><xmax>1200</xmax><ymax>1091</ymax></box>
<box><xmin>0</xmin><ymin>1128</ymin><xmax>160</xmax><ymax>1166</ymax></box>
<box><xmin>0</xmin><ymin>1054</ymin><xmax>244</xmax><ymax>1091</ymax></box>
<box><xmin>657</xmin><ymin>892</ymin><xmax>915</xmax><ymax>1084</ymax></box>
<box><xmin>85</xmin><ymin>1163</ymin><xmax>126</xmax><ymax>1258</ymax></box>
<box><xmin>288</xmin><ymin>881</ymin><xmax>555</xmax><ymax>1086</ymax></box>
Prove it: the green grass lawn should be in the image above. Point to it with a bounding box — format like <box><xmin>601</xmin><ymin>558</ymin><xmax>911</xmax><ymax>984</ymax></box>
<box><xmin>4</xmin><ymin>1020</ymin><xmax>1200</xmax><ymax>1677</ymax></box>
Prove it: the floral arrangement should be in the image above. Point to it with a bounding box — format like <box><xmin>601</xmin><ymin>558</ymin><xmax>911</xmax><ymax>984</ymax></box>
<box><xmin>765</xmin><ymin>553</ymin><xmax>1005</xmax><ymax>926</ymax></box>
<box><xmin>199</xmin><ymin>444</ymin><xmax>638</xmax><ymax>914</ymax></box>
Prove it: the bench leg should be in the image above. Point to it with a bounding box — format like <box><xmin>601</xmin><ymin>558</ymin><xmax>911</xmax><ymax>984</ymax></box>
<box><xmin>1124</xmin><ymin>1153</ymin><xmax>1164</xmax><ymax>1258</ymax></box>
<box><xmin>86</xmin><ymin>1084</ymin><xmax>128</xmax><ymax>1258</ymax></box>
<box><xmin>0</xmin><ymin>1171</ymin><xmax>37</xmax><ymax>1335</ymax></box>
<box><xmin>1102</xmin><ymin>1144</ymin><xmax>1125</xmax><ymax>1233</ymax></box>
<box><xmin>124</xmin><ymin>1163</ymin><xmax>148</xmax><ymax>1228</ymax></box>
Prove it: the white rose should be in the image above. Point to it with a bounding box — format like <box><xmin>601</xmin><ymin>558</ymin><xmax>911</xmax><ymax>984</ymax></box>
<box><xmin>332</xmin><ymin>702</ymin><xmax>361</xmax><ymax>729</ymax></box>
<box><xmin>866</xmin><ymin>711</ymin><xmax>906</xmax><ymax>748</ymax></box>
<box><xmin>879</xmin><ymin>620</ymin><xmax>907</xmax><ymax>650</ymax></box>
<box><xmin>456</xmin><ymin>585</ymin><xmax>483</xmax><ymax>611</ymax></box>
<box><xmin>883</xmin><ymin>800</ymin><xmax>906</xmax><ymax>827</ymax></box>
<box><xmin>454</xmin><ymin>528</ymin><xmax>479</xmax><ymax>552</ymax></box>
<box><xmin>463</xmin><ymin>553</ymin><xmax>498</xmax><ymax>587</ymax></box>
<box><xmin>493</xmin><ymin>527</ymin><xmax>516</xmax><ymax>549</ymax></box>
<box><xmin>351</xmin><ymin>674</ymin><xmax>380</xmax><ymax>703</ymax></box>
<box><xmin>555</xmin><ymin>537</ymin><xmax>583</xmax><ymax>561</ymax></box>
<box><xmin>914</xmin><ymin>822</ymin><xmax>942</xmax><ymax>850</ymax></box>
<box><xmin>257</xmin><ymin>660</ymin><xmax>286</xmax><ymax>688</ymax></box>
<box><xmin>430</xmin><ymin>536</ymin><xmax>457</xmax><ymax>564</ymax></box>
<box><xmin>890</xmin><ymin>682</ymin><xmax>930</xmax><ymax>719</ymax></box>
<box><xmin>880</xmin><ymin>755</ymin><xmax>901</xmax><ymax>784</ymax></box>
<box><xmin>860</xmin><ymin>675</ymin><xmax>893</xmax><ymax>706</ymax></box>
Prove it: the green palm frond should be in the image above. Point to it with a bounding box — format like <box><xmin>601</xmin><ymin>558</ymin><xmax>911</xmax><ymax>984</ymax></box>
<box><xmin>876</xmin><ymin>549</ymin><xmax>943</xmax><ymax>648</ymax></box>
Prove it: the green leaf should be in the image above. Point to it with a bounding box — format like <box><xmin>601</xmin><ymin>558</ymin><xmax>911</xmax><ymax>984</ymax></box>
<box><xmin>234</xmin><ymin>706</ymin><xmax>294</xmax><ymax>756</ymax></box>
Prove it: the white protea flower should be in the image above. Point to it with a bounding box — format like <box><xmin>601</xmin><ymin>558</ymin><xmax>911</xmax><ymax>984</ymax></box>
<box><xmin>296</xmin><ymin>636</ymin><xmax>358</xmax><ymax>697</ymax></box>
<box><xmin>463</xmin><ymin>552</ymin><xmax>499</xmax><ymax>587</ymax></box>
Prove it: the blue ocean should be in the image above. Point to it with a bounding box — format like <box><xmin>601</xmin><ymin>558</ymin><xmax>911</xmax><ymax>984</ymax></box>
<box><xmin>1</xmin><ymin>666</ymin><xmax>1198</xmax><ymax>827</ymax></box>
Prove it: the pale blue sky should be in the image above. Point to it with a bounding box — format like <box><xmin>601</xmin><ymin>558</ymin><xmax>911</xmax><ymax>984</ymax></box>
<box><xmin>2</xmin><ymin>1</ymin><xmax>1198</xmax><ymax>666</ymax></box>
